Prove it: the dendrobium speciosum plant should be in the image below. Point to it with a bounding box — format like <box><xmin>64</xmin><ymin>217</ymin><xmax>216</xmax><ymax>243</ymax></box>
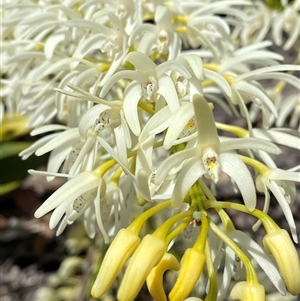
<box><xmin>2</xmin><ymin>0</ymin><xmax>300</xmax><ymax>300</ymax></box>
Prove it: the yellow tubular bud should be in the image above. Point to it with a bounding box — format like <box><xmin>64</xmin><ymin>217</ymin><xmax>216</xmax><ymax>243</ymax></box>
<box><xmin>168</xmin><ymin>248</ymin><xmax>206</xmax><ymax>301</ymax></box>
<box><xmin>91</xmin><ymin>228</ymin><xmax>140</xmax><ymax>298</ymax></box>
<box><xmin>263</xmin><ymin>229</ymin><xmax>300</xmax><ymax>296</ymax></box>
<box><xmin>117</xmin><ymin>234</ymin><xmax>166</xmax><ymax>301</ymax></box>
<box><xmin>230</xmin><ymin>281</ymin><xmax>265</xmax><ymax>301</ymax></box>
<box><xmin>146</xmin><ymin>253</ymin><xmax>180</xmax><ymax>301</ymax></box>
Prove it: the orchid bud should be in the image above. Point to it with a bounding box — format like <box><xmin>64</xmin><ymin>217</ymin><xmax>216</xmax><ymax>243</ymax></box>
<box><xmin>230</xmin><ymin>281</ymin><xmax>265</xmax><ymax>301</ymax></box>
<box><xmin>91</xmin><ymin>228</ymin><xmax>140</xmax><ymax>298</ymax></box>
<box><xmin>263</xmin><ymin>229</ymin><xmax>300</xmax><ymax>296</ymax></box>
<box><xmin>169</xmin><ymin>248</ymin><xmax>206</xmax><ymax>301</ymax></box>
<box><xmin>118</xmin><ymin>234</ymin><xmax>166</xmax><ymax>301</ymax></box>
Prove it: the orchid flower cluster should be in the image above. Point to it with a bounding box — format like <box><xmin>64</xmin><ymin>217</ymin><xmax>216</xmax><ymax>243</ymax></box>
<box><xmin>1</xmin><ymin>0</ymin><xmax>300</xmax><ymax>301</ymax></box>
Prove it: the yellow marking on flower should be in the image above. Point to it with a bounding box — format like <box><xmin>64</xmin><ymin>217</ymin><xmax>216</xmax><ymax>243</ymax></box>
<box><xmin>187</xmin><ymin>118</ymin><xmax>195</xmax><ymax>128</ymax></box>
<box><xmin>172</xmin><ymin>15</ymin><xmax>188</xmax><ymax>24</ymax></box>
<box><xmin>138</xmin><ymin>101</ymin><xmax>155</xmax><ymax>115</ymax></box>
<box><xmin>175</xmin><ymin>26</ymin><xmax>187</xmax><ymax>33</ymax></box>
<box><xmin>223</xmin><ymin>74</ymin><xmax>235</xmax><ymax>85</ymax></box>
<box><xmin>203</xmin><ymin>63</ymin><xmax>220</xmax><ymax>72</ymax></box>
<box><xmin>274</xmin><ymin>80</ymin><xmax>286</xmax><ymax>94</ymax></box>
<box><xmin>201</xmin><ymin>79</ymin><xmax>215</xmax><ymax>88</ymax></box>
<box><xmin>33</xmin><ymin>43</ymin><xmax>44</xmax><ymax>51</ymax></box>
<box><xmin>142</xmin><ymin>13</ymin><xmax>155</xmax><ymax>22</ymax></box>
<box><xmin>209</xmin><ymin>159</ymin><xmax>216</xmax><ymax>170</ymax></box>
<box><xmin>98</xmin><ymin>63</ymin><xmax>110</xmax><ymax>73</ymax></box>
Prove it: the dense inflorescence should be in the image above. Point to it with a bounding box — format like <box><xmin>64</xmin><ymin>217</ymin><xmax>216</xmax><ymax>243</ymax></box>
<box><xmin>1</xmin><ymin>1</ymin><xmax>300</xmax><ymax>300</ymax></box>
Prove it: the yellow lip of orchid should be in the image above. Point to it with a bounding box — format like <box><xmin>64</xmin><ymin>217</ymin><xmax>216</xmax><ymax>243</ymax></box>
<box><xmin>263</xmin><ymin>228</ymin><xmax>300</xmax><ymax>296</ymax></box>
<box><xmin>146</xmin><ymin>253</ymin><xmax>180</xmax><ymax>301</ymax></box>
<box><xmin>91</xmin><ymin>228</ymin><xmax>141</xmax><ymax>299</ymax></box>
<box><xmin>230</xmin><ymin>281</ymin><xmax>266</xmax><ymax>301</ymax></box>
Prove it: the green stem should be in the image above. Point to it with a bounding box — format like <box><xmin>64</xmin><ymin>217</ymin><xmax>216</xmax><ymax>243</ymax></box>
<box><xmin>210</xmin><ymin>221</ymin><xmax>258</xmax><ymax>284</ymax></box>
<box><xmin>204</xmin><ymin>200</ymin><xmax>279</xmax><ymax>234</ymax></box>
<box><xmin>128</xmin><ymin>201</ymin><xmax>171</xmax><ymax>234</ymax></box>
<box><xmin>153</xmin><ymin>210</ymin><xmax>194</xmax><ymax>240</ymax></box>
<box><xmin>165</xmin><ymin>216</ymin><xmax>194</xmax><ymax>245</ymax></box>
<box><xmin>204</xmin><ymin>241</ymin><xmax>218</xmax><ymax>301</ymax></box>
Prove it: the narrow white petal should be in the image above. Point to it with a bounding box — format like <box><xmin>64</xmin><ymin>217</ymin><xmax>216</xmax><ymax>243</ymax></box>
<box><xmin>235</xmin><ymin>81</ymin><xmax>277</xmax><ymax>117</ymax></box>
<box><xmin>253</xmin><ymin>129</ymin><xmax>300</xmax><ymax>149</ymax></box>
<box><xmin>220</xmin><ymin>137</ymin><xmax>281</xmax><ymax>155</ymax></box>
<box><xmin>193</xmin><ymin>95</ymin><xmax>220</xmax><ymax>151</ymax></box>
<box><xmin>31</xmin><ymin>124</ymin><xmax>69</xmax><ymax>136</ymax></box>
<box><xmin>94</xmin><ymin>183</ymin><xmax>109</xmax><ymax>244</ymax></box>
<box><xmin>49</xmin><ymin>198</ymin><xmax>73</xmax><ymax>229</ymax></box>
<box><xmin>268</xmin><ymin>181</ymin><xmax>298</xmax><ymax>243</ymax></box>
<box><xmin>140</xmin><ymin>106</ymin><xmax>171</xmax><ymax>142</ymax></box>
<box><xmin>114</xmin><ymin>126</ymin><xmax>129</xmax><ymax>170</ymax></box>
<box><xmin>97</xmin><ymin>136</ymin><xmax>132</xmax><ymax>176</ymax></box>
<box><xmin>236</xmin><ymin>65</ymin><xmax>300</xmax><ymax>82</ymax></box>
<box><xmin>157</xmin><ymin>75</ymin><xmax>180</xmax><ymax>112</ymax></box>
<box><xmin>136</xmin><ymin>169</ymin><xmax>152</xmax><ymax>202</ymax></box>
<box><xmin>123</xmin><ymin>81</ymin><xmax>142</xmax><ymax>136</ymax></box>
<box><xmin>164</xmin><ymin>102</ymin><xmax>194</xmax><ymax>150</ymax></box>
<box><xmin>34</xmin><ymin>172</ymin><xmax>99</xmax><ymax>218</ymax></box>
<box><xmin>28</xmin><ymin>169</ymin><xmax>72</xmax><ymax>178</ymax></box>
<box><xmin>220</xmin><ymin>152</ymin><xmax>257</xmax><ymax>211</ymax></box>
<box><xmin>172</xmin><ymin>158</ymin><xmax>205</xmax><ymax>208</ymax></box>
<box><xmin>46</xmin><ymin>145</ymin><xmax>71</xmax><ymax>180</ymax></box>
<box><xmin>268</xmin><ymin>169</ymin><xmax>300</xmax><ymax>182</ymax></box>
<box><xmin>217</xmin><ymin>245</ymin><xmax>235</xmax><ymax>301</ymax></box>
<box><xmin>69</xmin><ymin>135</ymin><xmax>96</xmax><ymax>175</ymax></box>
<box><xmin>156</xmin><ymin>60</ymin><xmax>191</xmax><ymax>79</ymax></box>
<box><xmin>177</xmin><ymin>54</ymin><xmax>204</xmax><ymax>80</ymax></box>
<box><xmin>99</xmin><ymin>52</ymin><xmax>125</xmax><ymax>87</ymax></box>
<box><xmin>35</xmin><ymin>128</ymin><xmax>79</xmax><ymax>156</ymax></box>
<box><xmin>123</xmin><ymin>51</ymin><xmax>156</xmax><ymax>72</ymax></box>
<box><xmin>19</xmin><ymin>134</ymin><xmax>57</xmax><ymax>160</ymax></box>
<box><xmin>44</xmin><ymin>29</ymin><xmax>66</xmax><ymax>60</ymax></box>
<box><xmin>156</xmin><ymin>148</ymin><xmax>196</xmax><ymax>184</ymax></box>
<box><xmin>136</xmin><ymin>135</ymin><xmax>154</xmax><ymax>175</ymax></box>
<box><xmin>84</xmin><ymin>206</ymin><xmax>96</xmax><ymax>239</ymax></box>
<box><xmin>100</xmin><ymin>70</ymin><xmax>142</xmax><ymax>97</ymax></box>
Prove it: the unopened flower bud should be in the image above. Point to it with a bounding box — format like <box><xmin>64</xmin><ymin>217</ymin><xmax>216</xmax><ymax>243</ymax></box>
<box><xmin>118</xmin><ymin>234</ymin><xmax>166</xmax><ymax>301</ymax></box>
<box><xmin>91</xmin><ymin>228</ymin><xmax>140</xmax><ymax>298</ymax></box>
<box><xmin>263</xmin><ymin>229</ymin><xmax>300</xmax><ymax>296</ymax></box>
<box><xmin>230</xmin><ymin>281</ymin><xmax>265</xmax><ymax>301</ymax></box>
<box><xmin>169</xmin><ymin>248</ymin><xmax>206</xmax><ymax>301</ymax></box>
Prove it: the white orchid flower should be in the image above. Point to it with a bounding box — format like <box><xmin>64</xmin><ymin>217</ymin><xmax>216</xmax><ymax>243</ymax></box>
<box><xmin>135</xmin><ymin>135</ymin><xmax>175</xmax><ymax>202</ymax></box>
<box><xmin>156</xmin><ymin>94</ymin><xmax>260</xmax><ymax>209</ymax></box>
<box><xmin>100</xmin><ymin>51</ymin><xmax>191</xmax><ymax>135</ymax></box>
<box><xmin>129</xmin><ymin>5</ymin><xmax>181</xmax><ymax>60</ymax></box>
